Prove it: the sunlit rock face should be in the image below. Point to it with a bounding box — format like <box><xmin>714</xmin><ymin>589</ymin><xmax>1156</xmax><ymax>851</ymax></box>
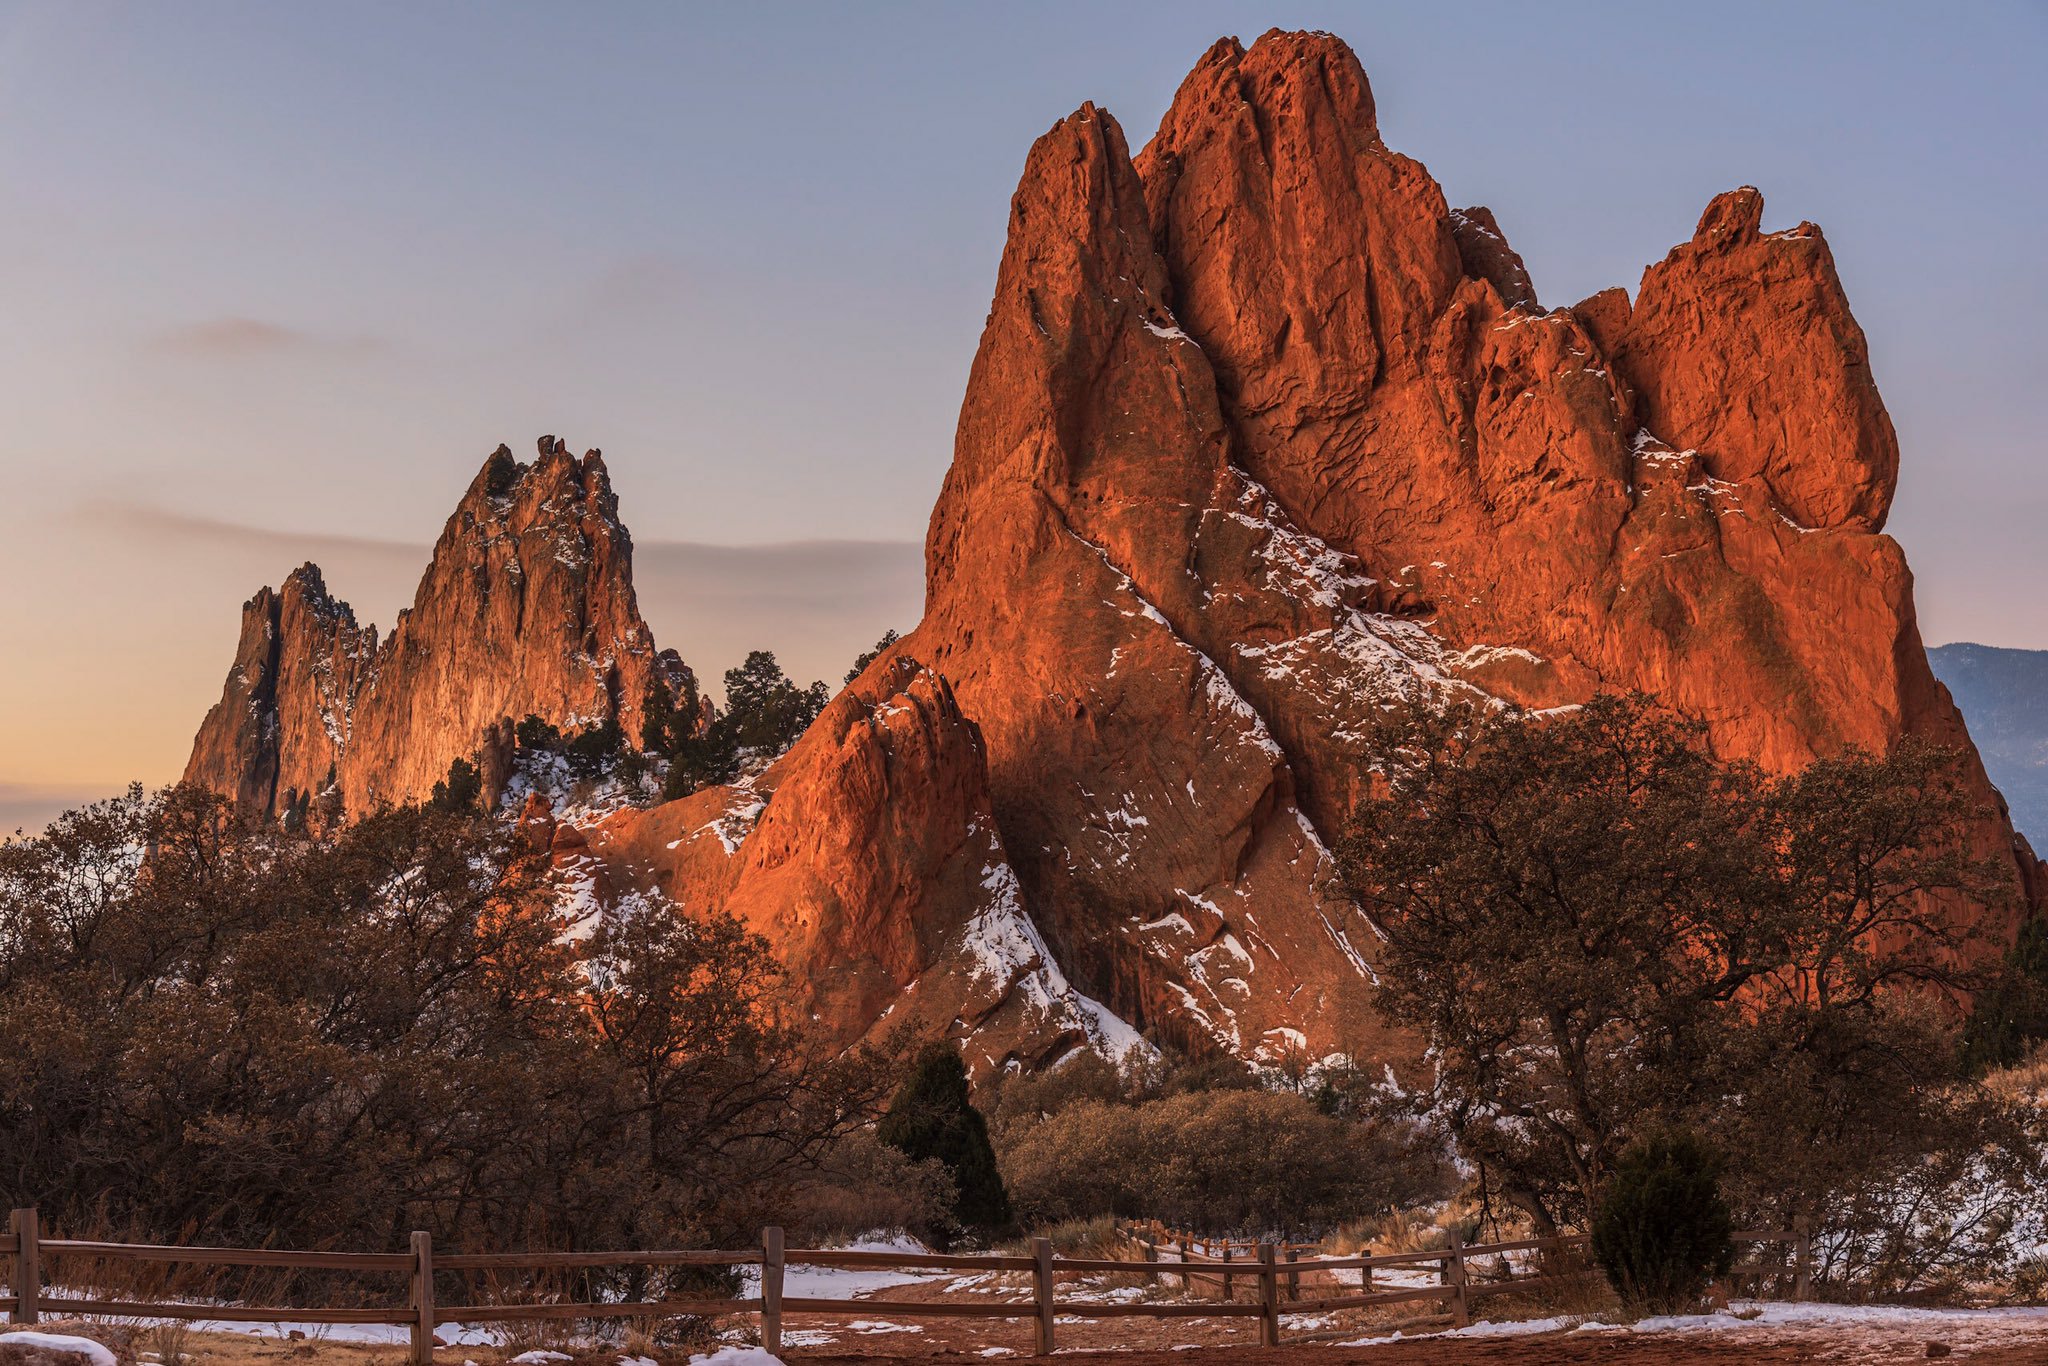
<box><xmin>881</xmin><ymin>29</ymin><xmax>2029</xmax><ymax>1068</ymax></box>
<box><xmin>184</xmin><ymin>437</ymin><xmax>686</xmax><ymax>823</ymax></box>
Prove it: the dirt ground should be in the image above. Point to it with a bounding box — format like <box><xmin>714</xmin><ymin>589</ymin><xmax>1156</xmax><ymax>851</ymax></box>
<box><xmin>96</xmin><ymin>1329</ymin><xmax>2048</xmax><ymax>1365</ymax></box>
<box><xmin>795</xmin><ymin>1344</ymin><xmax>2048</xmax><ymax>1364</ymax></box>
<box><xmin>24</xmin><ymin>1265</ymin><xmax>2048</xmax><ymax>1364</ymax></box>
<box><xmin>49</xmin><ymin>1317</ymin><xmax>2048</xmax><ymax>1366</ymax></box>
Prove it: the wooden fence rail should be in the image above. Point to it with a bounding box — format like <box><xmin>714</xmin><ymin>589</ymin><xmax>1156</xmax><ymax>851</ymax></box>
<box><xmin>3</xmin><ymin>1206</ymin><xmax>1814</xmax><ymax>1361</ymax></box>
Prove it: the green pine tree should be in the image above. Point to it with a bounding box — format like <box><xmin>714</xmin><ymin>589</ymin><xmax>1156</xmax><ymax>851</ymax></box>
<box><xmin>641</xmin><ymin>681</ymin><xmax>676</xmax><ymax>755</ymax></box>
<box><xmin>878</xmin><ymin>1042</ymin><xmax>1011</xmax><ymax>1234</ymax></box>
<box><xmin>1591</xmin><ymin>1131</ymin><xmax>1735</xmax><ymax>1314</ymax></box>
<box><xmin>1963</xmin><ymin>917</ymin><xmax>2048</xmax><ymax>1073</ymax></box>
<box><xmin>845</xmin><ymin>629</ymin><xmax>901</xmax><ymax>685</ymax></box>
<box><xmin>514</xmin><ymin>713</ymin><xmax>563</xmax><ymax>752</ymax></box>
<box><xmin>429</xmin><ymin>756</ymin><xmax>483</xmax><ymax>813</ymax></box>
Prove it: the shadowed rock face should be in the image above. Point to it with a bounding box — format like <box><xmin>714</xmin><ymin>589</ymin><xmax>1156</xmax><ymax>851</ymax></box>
<box><xmin>594</xmin><ymin>655</ymin><xmax>1148</xmax><ymax>1077</ymax></box>
<box><xmin>184</xmin><ymin>437</ymin><xmax>685</xmax><ymax>822</ymax></box>
<box><xmin>182</xmin><ymin>31</ymin><xmax>2037</xmax><ymax>1077</ymax></box>
<box><xmin>184</xmin><ymin>563</ymin><xmax>379</xmax><ymax>820</ymax></box>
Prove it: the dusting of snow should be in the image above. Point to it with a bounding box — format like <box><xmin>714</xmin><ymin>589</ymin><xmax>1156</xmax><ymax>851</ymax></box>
<box><xmin>0</xmin><ymin>1334</ymin><xmax>118</xmax><ymax>1366</ymax></box>
<box><xmin>959</xmin><ymin>845</ymin><xmax>1153</xmax><ymax>1063</ymax></box>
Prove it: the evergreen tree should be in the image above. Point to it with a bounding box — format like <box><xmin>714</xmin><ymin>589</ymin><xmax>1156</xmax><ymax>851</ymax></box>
<box><xmin>564</xmin><ymin>717</ymin><xmax>626</xmax><ymax>779</ymax></box>
<box><xmin>722</xmin><ymin>651</ymin><xmax>828</xmax><ymax>757</ymax></box>
<box><xmin>1963</xmin><ymin>917</ymin><xmax>2048</xmax><ymax>1073</ymax></box>
<box><xmin>846</xmin><ymin>629</ymin><xmax>901</xmax><ymax>685</ymax></box>
<box><xmin>429</xmin><ymin>756</ymin><xmax>483</xmax><ymax>813</ymax></box>
<box><xmin>878</xmin><ymin>1043</ymin><xmax>1011</xmax><ymax>1234</ymax></box>
<box><xmin>662</xmin><ymin>721</ymin><xmax>740</xmax><ymax>801</ymax></box>
<box><xmin>1591</xmin><ymin>1132</ymin><xmax>1735</xmax><ymax>1313</ymax></box>
<box><xmin>641</xmin><ymin>680</ymin><xmax>676</xmax><ymax>755</ymax></box>
<box><xmin>514</xmin><ymin>713</ymin><xmax>562</xmax><ymax>751</ymax></box>
<box><xmin>656</xmin><ymin>671</ymin><xmax>736</xmax><ymax>800</ymax></box>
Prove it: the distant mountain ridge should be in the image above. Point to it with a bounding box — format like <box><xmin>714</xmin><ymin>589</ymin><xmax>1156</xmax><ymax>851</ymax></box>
<box><xmin>1929</xmin><ymin>643</ymin><xmax>2048</xmax><ymax>846</ymax></box>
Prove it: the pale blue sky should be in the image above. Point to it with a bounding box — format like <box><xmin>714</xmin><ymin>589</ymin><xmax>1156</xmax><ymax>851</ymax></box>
<box><xmin>2</xmin><ymin>2</ymin><xmax>2044</xmax><ymax>826</ymax></box>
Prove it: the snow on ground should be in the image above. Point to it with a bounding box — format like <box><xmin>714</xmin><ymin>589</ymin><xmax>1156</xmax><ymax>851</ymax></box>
<box><xmin>1336</xmin><ymin>1299</ymin><xmax>2048</xmax><ymax>1351</ymax></box>
<box><xmin>39</xmin><ymin>1234</ymin><xmax>940</xmax><ymax>1355</ymax></box>
<box><xmin>1630</xmin><ymin>1300</ymin><xmax>2048</xmax><ymax>1347</ymax></box>
<box><xmin>184</xmin><ymin>1320</ymin><xmax>503</xmax><ymax>1348</ymax></box>
<box><xmin>687</xmin><ymin>1349</ymin><xmax>785</xmax><ymax>1366</ymax></box>
<box><xmin>741</xmin><ymin>1231</ymin><xmax>945</xmax><ymax>1300</ymax></box>
<box><xmin>0</xmin><ymin>1332</ymin><xmax>120</xmax><ymax>1366</ymax></box>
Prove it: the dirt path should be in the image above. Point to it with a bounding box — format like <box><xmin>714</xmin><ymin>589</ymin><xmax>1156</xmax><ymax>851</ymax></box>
<box><xmin>794</xmin><ymin>1339</ymin><xmax>2048</xmax><ymax>1364</ymax></box>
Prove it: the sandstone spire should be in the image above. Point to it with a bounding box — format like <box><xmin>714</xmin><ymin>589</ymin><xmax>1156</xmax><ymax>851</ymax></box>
<box><xmin>184</xmin><ymin>438</ymin><xmax>685</xmax><ymax>821</ymax></box>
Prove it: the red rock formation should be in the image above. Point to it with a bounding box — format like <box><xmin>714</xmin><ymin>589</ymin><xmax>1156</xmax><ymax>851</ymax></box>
<box><xmin>182</xmin><ymin>31</ymin><xmax>2038</xmax><ymax>1075</ymax></box>
<box><xmin>594</xmin><ymin>655</ymin><xmax>1146</xmax><ymax>1076</ymax></box>
<box><xmin>185</xmin><ymin>437</ymin><xmax>685</xmax><ymax>821</ymax></box>
<box><xmin>183</xmin><ymin>563</ymin><xmax>377</xmax><ymax>822</ymax></box>
<box><xmin>880</xmin><ymin>29</ymin><xmax>2033</xmax><ymax>1063</ymax></box>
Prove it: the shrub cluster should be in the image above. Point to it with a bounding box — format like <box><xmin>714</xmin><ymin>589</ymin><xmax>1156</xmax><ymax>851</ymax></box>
<box><xmin>1591</xmin><ymin>1132</ymin><xmax>1735</xmax><ymax>1313</ymax></box>
<box><xmin>0</xmin><ymin>785</ymin><xmax>909</xmax><ymax>1261</ymax></box>
<box><xmin>994</xmin><ymin>1060</ymin><xmax>1449</xmax><ymax>1235</ymax></box>
<box><xmin>1338</xmin><ymin>691</ymin><xmax>2048</xmax><ymax>1291</ymax></box>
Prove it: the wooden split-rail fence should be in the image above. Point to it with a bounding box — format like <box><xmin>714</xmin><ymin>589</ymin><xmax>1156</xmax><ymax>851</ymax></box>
<box><xmin>1111</xmin><ymin>1217</ymin><xmax>1813</xmax><ymax>1318</ymax></box>
<box><xmin>5</xmin><ymin>1207</ymin><xmax>1814</xmax><ymax>1361</ymax></box>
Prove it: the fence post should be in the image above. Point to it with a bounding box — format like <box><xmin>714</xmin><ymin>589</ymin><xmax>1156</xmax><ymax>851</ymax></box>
<box><xmin>1221</xmin><ymin>1242</ymin><xmax>1234</xmax><ymax>1301</ymax></box>
<box><xmin>1285</xmin><ymin>1245</ymin><xmax>1299</xmax><ymax>1302</ymax></box>
<box><xmin>1257</xmin><ymin>1242</ymin><xmax>1279</xmax><ymax>1348</ymax></box>
<box><xmin>408</xmin><ymin>1230</ymin><xmax>435</xmax><ymax>1365</ymax></box>
<box><xmin>9</xmin><ymin>1208</ymin><xmax>38</xmax><ymax>1325</ymax></box>
<box><xmin>1178</xmin><ymin>1237</ymin><xmax>1192</xmax><ymax>1296</ymax></box>
<box><xmin>1032</xmin><ymin>1237</ymin><xmax>1056</xmax><ymax>1356</ymax></box>
<box><xmin>1447</xmin><ymin>1230</ymin><xmax>1469</xmax><ymax>1328</ymax></box>
<box><xmin>1792</xmin><ymin>1215</ymin><xmax>1812</xmax><ymax>1303</ymax></box>
<box><xmin>1143</xmin><ymin>1235</ymin><xmax>1158</xmax><ymax>1287</ymax></box>
<box><xmin>761</xmin><ymin>1226</ymin><xmax>784</xmax><ymax>1354</ymax></box>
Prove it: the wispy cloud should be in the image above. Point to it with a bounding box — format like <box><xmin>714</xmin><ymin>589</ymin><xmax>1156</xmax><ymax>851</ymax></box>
<box><xmin>88</xmin><ymin>498</ymin><xmax>421</xmax><ymax>562</ymax></box>
<box><xmin>0</xmin><ymin>782</ymin><xmax>119</xmax><ymax>840</ymax></box>
<box><xmin>150</xmin><ymin>316</ymin><xmax>384</xmax><ymax>359</ymax></box>
<box><xmin>79</xmin><ymin>499</ymin><xmax>924</xmax><ymax>693</ymax></box>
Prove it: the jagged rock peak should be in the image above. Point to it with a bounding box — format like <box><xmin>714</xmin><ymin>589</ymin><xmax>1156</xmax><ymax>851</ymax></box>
<box><xmin>1694</xmin><ymin>185</ymin><xmax>1765</xmax><ymax>241</ymax></box>
<box><xmin>1450</xmin><ymin>205</ymin><xmax>1539</xmax><ymax>309</ymax></box>
<box><xmin>1156</xmin><ymin>30</ymin><xmax>1382</xmax><ymax>149</ymax></box>
<box><xmin>278</xmin><ymin>561</ymin><xmax>359</xmax><ymax>624</ymax></box>
<box><xmin>1613</xmin><ymin>185</ymin><xmax>1898</xmax><ymax>531</ymax></box>
<box><xmin>900</xmin><ymin>29</ymin><xmax>2031</xmax><ymax>1068</ymax></box>
<box><xmin>185</xmin><ymin>439</ymin><xmax>683</xmax><ymax>823</ymax></box>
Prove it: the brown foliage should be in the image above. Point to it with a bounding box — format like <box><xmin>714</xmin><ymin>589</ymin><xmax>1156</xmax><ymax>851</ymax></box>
<box><xmin>0</xmin><ymin>785</ymin><xmax>896</xmax><ymax>1275</ymax></box>
<box><xmin>1336</xmin><ymin>693</ymin><xmax>2040</xmax><ymax>1287</ymax></box>
<box><xmin>998</xmin><ymin>1085</ymin><xmax>1447</xmax><ymax>1235</ymax></box>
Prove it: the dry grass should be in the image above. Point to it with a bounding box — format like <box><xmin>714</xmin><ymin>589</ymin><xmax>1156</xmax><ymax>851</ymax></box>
<box><xmin>1321</xmin><ymin>1197</ymin><xmax>1483</xmax><ymax>1258</ymax></box>
<box><xmin>1010</xmin><ymin>1213</ymin><xmax>1122</xmax><ymax>1258</ymax></box>
<box><xmin>1982</xmin><ymin>1042</ymin><xmax>2048</xmax><ymax>1104</ymax></box>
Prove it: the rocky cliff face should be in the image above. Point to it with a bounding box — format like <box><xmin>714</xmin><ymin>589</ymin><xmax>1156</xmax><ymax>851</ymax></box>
<box><xmin>185</xmin><ymin>437</ymin><xmax>684</xmax><ymax>821</ymax></box>
<box><xmin>184</xmin><ymin>32</ymin><xmax>2037</xmax><ymax>1077</ymax></box>
<box><xmin>592</xmin><ymin>654</ymin><xmax>1145</xmax><ymax>1072</ymax></box>
<box><xmin>184</xmin><ymin>563</ymin><xmax>378</xmax><ymax>821</ymax></box>
<box><xmin>719</xmin><ymin>29</ymin><xmax>2028</xmax><ymax>1069</ymax></box>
